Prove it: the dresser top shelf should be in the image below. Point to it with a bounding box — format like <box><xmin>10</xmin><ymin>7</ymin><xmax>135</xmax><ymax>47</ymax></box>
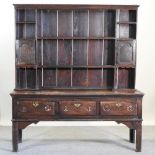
<box><xmin>10</xmin><ymin>89</ymin><xmax>144</xmax><ymax>96</ymax></box>
<box><xmin>14</xmin><ymin>4</ymin><xmax>139</xmax><ymax>9</ymax></box>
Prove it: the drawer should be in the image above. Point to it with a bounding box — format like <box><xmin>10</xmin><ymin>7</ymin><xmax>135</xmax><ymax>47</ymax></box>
<box><xmin>59</xmin><ymin>101</ymin><xmax>96</xmax><ymax>116</ymax></box>
<box><xmin>17</xmin><ymin>100</ymin><xmax>55</xmax><ymax>118</ymax></box>
<box><xmin>100</xmin><ymin>99</ymin><xmax>137</xmax><ymax>116</ymax></box>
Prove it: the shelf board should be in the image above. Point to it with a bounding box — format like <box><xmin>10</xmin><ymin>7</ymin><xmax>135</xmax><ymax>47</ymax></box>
<box><xmin>117</xmin><ymin>21</ymin><xmax>136</xmax><ymax>25</ymax></box>
<box><xmin>117</xmin><ymin>64</ymin><xmax>135</xmax><ymax>68</ymax></box>
<box><xmin>37</xmin><ymin>37</ymin><xmax>116</xmax><ymax>40</ymax></box>
<box><xmin>116</xmin><ymin>38</ymin><xmax>136</xmax><ymax>41</ymax></box>
<box><xmin>16</xmin><ymin>64</ymin><xmax>37</xmax><ymax>68</ymax></box>
<box><xmin>16</xmin><ymin>21</ymin><xmax>36</xmax><ymax>24</ymax></box>
<box><xmin>16</xmin><ymin>65</ymin><xmax>115</xmax><ymax>69</ymax></box>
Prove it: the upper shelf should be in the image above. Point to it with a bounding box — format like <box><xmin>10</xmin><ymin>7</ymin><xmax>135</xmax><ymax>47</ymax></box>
<box><xmin>14</xmin><ymin>4</ymin><xmax>139</xmax><ymax>10</ymax></box>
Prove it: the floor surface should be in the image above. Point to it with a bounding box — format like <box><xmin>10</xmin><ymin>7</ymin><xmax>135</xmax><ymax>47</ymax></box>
<box><xmin>0</xmin><ymin>126</ymin><xmax>155</xmax><ymax>155</ymax></box>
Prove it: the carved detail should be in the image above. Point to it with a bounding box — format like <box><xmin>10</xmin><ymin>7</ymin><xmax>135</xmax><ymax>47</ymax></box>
<box><xmin>44</xmin><ymin>105</ymin><xmax>51</xmax><ymax>112</ymax></box>
<box><xmin>87</xmin><ymin>106</ymin><xmax>92</xmax><ymax>112</ymax></box>
<box><xmin>127</xmin><ymin>105</ymin><xmax>134</xmax><ymax>112</ymax></box>
<box><xmin>17</xmin><ymin>121</ymin><xmax>39</xmax><ymax>129</ymax></box>
<box><xmin>64</xmin><ymin>106</ymin><xmax>69</xmax><ymax>112</ymax></box>
<box><xmin>116</xmin><ymin>121</ymin><xmax>142</xmax><ymax>129</ymax></box>
<box><xmin>102</xmin><ymin>104</ymin><xmax>111</xmax><ymax>111</ymax></box>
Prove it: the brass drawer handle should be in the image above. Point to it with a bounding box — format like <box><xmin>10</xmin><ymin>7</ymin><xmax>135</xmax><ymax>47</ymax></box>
<box><xmin>32</xmin><ymin>101</ymin><xmax>39</xmax><ymax>107</ymax></box>
<box><xmin>74</xmin><ymin>103</ymin><xmax>81</xmax><ymax>108</ymax></box>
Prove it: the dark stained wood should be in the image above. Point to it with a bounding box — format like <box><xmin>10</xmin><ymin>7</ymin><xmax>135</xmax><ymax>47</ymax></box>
<box><xmin>100</xmin><ymin>98</ymin><xmax>137</xmax><ymax>116</ymax></box>
<box><xmin>104</xmin><ymin>10</ymin><xmax>115</xmax><ymax>37</ymax></box>
<box><xmin>119</xmin><ymin>10</ymin><xmax>137</xmax><ymax>22</ymax></box>
<box><xmin>103</xmin><ymin>69</ymin><xmax>114</xmax><ymax>89</ymax></box>
<box><xmin>43</xmin><ymin>69</ymin><xmax>56</xmax><ymax>87</ymax></box>
<box><xmin>72</xmin><ymin>69</ymin><xmax>87</xmax><ymax>87</ymax></box>
<box><xmin>116</xmin><ymin>40</ymin><xmax>135</xmax><ymax>65</ymax></box>
<box><xmin>88</xmin><ymin>69</ymin><xmax>102</xmax><ymax>87</ymax></box>
<box><xmin>18</xmin><ymin>129</ymin><xmax>22</xmax><ymax>143</ymax></box>
<box><xmin>17</xmin><ymin>100</ymin><xmax>55</xmax><ymax>118</ymax></box>
<box><xmin>16</xmin><ymin>68</ymin><xmax>26</xmax><ymax>89</ymax></box>
<box><xmin>118</xmin><ymin>68</ymin><xmax>135</xmax><ymax>89</ymax></box>
<box><xmin>42</xmin><ymin>10</ymin><xmax>57</xmax><ymax>37</ymax></box>
<box><xmin>16</xmin><ymin>9</ymin><xmax>25</xmax><ymax>22</ymax></box>
<box><xmin>89</xmin><ymin>10</ymin><xmax>103</xmax><ymax>37</ymax></box>
<box><xmin>12</xmin><ymin>4</ymin><xmax>143</xmax><ymax>152</ymax></box>
<box><xmin>88</xmin><ymin>40</ymin><xmax>103</xmax><ymax>66</ymax></box>
<box><xmin>25</xmin><ymin>9</ymin><xmax>35</xmax><ymax>22</ymax></box>
<box><xmin>130</xmin><ymin>129</ymin><xmax>135</xmax><ymax>143</ymax></box>
<box><xmin>58</xmin><ymin>40</ymin><xmax>72</xmax><ymax>66</ymax></box>
<box><xmin>14</xmin><ymin>4</ymin><xmax>139</xmax><ymax>10</ymax></box>
<box><xmin>58</xmin><ymin>10</ymin><xmax>72</xmax><ymax>37</ymax></box>
<box><xmin>26</xmin><ymin>69</ymin><xmax>36</xmax><ymax>89</ymax></box>
<box><xmin>10</xmin><ymin>89</ymin><xmax>144</xmax><ymax>96</ymax></box>
<box><xmin>16</xmin><ymin>40</ymin><xmax>35</xmax><ymax>65</ymax></box>
<box><xmin>43</xmin><ymin>40</ymin><xmax>57</xmax><ymax>66</ymax></box>
<box><xmin>36</xmin><ymin>68</ymin><xmax>42</xmax><ymax>88</ymax></box>
<box><xmin>73</xmin><ymin>40</ymin><xmax>87</xmax><ymax>66</ymax></box>
<box><xmin>59</xmin><ymin>101</ymin><xmax>96</xmax><ymax>116</ymax></box>
<box><xmin>36</xmin><ymin>40</ymin><xmax>42</xmax><ymax>65</ymax></box>
<box><xmin>12</xmin><ymin>122</ymin><xmax>18</xmax><ymax>152</ymax></box>
<box><xmin>73</xmin><ymin>10</ymin><xmax>88</xmax><ymax>37</ymax></box>
<box><xmin>57</xmin><ymin>69</ymin><xmax>71</xmax><ymax>87</ymax></box>
<box><xmin>103</xmin><ymin>40</ymin><xmax>115</xmax><ymax>65</ymax></box>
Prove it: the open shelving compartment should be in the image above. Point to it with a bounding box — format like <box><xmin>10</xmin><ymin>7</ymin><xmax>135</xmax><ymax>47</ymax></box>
<box><xmin>15</xmin><ymin>8</ymin><xmax>136</xmax><ymax>90</ymax></box>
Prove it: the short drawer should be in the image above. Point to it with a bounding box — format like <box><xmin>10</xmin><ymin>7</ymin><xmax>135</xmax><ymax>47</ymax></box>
<box><xmin>59</xmin><ymin>101</ymin><xmax>96</xmax><ymax>116</ymax></box>
<box><xmin>100</xmin><ymin>99</ymin><xmax>137</xmax><ymax>116</ymax></box>
<box><xmin>17</xmin><ymin>100</ymin><xmax>55</xmax><ymax>118</ymax></box>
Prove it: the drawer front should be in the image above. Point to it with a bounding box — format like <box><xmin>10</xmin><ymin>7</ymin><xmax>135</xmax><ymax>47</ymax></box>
<box><xmin>59</xmin><ymin>101</ymin><xmax>96</xmax><ymax>116</ymax></box>
<box><xmin>17</xmin><ymin>100</ymin><xmax>55</xmax><ymax>118</ymax></box>
<box><xmin>100</xmin><ymin>99</ymin><xmax>137</xmax><ymax>116</ymax></box>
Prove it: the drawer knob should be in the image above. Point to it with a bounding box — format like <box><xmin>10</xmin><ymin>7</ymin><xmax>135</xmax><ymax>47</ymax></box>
<box><xmin>127</xmin><ymin>105</ymin><xmax>134</xmax><ymax>112</ymax></box>
<box><xmin>33</xmin><ymin>101</ymin><xmax>39</xmax><ymax>107</ymax></box>
<box><xmin>45</xmin><ymin>105</ymin><xmax>51</xmax><ymax>112</ymax></box>
<box><xmin>74</xmin><ymin>103</ymin><xmax>81</xmax><ymax>108</ymax></box>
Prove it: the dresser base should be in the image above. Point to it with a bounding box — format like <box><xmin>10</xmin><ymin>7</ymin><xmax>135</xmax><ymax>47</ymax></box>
<box><xmin>11</xmin><ymin>89</ymin><xmax>143</xmax><ymax>152</ymax></box>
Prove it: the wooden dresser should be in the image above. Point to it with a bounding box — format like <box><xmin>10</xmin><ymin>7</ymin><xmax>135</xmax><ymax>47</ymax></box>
<box><xmin>10</xmin><ymin>4</ymin><xmax>144</xmax><ymax>152</ymax></box>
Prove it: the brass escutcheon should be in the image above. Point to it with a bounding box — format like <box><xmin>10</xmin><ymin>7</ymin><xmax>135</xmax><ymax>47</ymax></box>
<box><xmin>74</xmin><ymin>103</ymin><xmax>81</xmax><ymax>108</ymax></box>
<box><xmin>116</xmin><ymin>103</ymin><xmax>122</xmax><ymax>108</ymax></box>
<box><xmin>32</xmin><ymin>101</ymin><xmax>39</xmax><ymax>107</ymax></box>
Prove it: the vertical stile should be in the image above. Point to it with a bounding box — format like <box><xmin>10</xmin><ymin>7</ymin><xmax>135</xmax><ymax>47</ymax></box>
<box><xmin>25</xmin><ymin>67</ymin><xmax>27</xmax><ymax>89</ymax></box>
<box><xmin>15</xmin><ymin>9</ymin><xmax>17</xmax><ymax>88</ymax></box>
<box><xmin>101</xmin><ymin>10</ymin><xmax>104</xmax><ymax>87</ymax></box>
<box><xmin>87</xmin><ymin>10</ymin><xmax>89</xmax><ymax>87</ymax></box>
<box><xmin>56</xmin><ymin>10</ymin><xmax>58</xmax><ymax>87</ymax></box>
<box><xmin>35</xmin><ymin>9</ymin><xmax>38</xmax><ymax>89</ymax></box>
<box><xmin>114</xmin><ymin>9</ymin><xmax>120</xmax><ymax>89</ymax></box>
<box><xmin>24</xmin><ymin>8</ymin><xmax>26</xmax><ymax>39</ymax></box>
<box><xmin>71</xmin><ymin>10</ymin><xmax>73</xmax><ymax>87</ymax></box>
<box><xmin>41</xmin><ymin>10</ymin><xmax>43</xmax><ymax>87</ymax></box>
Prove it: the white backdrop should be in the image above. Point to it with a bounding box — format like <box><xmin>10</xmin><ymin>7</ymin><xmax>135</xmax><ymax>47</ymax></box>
<box><xmin>0</xmin><ymin>0</ymin><xmax>155</xmax><ymax>126</ymax></box>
